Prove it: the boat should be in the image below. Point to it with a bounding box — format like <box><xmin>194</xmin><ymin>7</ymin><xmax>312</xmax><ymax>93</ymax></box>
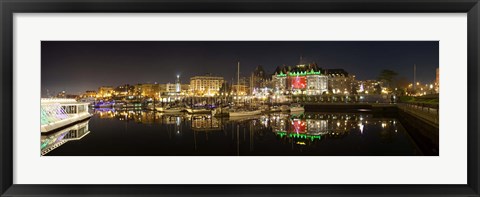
<box><xmin>212</xmin><ymin>105</ymin><xmax>230</xmax><ymax>117</ymax></box>
<box><xmin>156</xmin><ymin>106</ymin><xmax>185</xmax><ymax>113</ymax></box>
<box><xmin>280</xmin><ymin>104</ymin><xmax>305</xmax><ymax>112</ymax></box>
<box><xmin>280</xmin><ymin>105</ymin><xmax>290</xmax><ymax>112</ymax></box>
<box><xmin>41</xmin><ymin>98</ymin><xmax>92</xmax><ymax>133</ymax></box>
<box><xmin>164</xmin><ymin>107</ymin><xmax>184</xmax><ymax>113</ymax></box>
<box><xmin>228</xmin><ymin>114</ymin><xmax>262</xmax><ymax>122</ymax></box>
<box><xmin>125</xmin><ymin>102</ymin><xmax>142</xmax><ymax>109</ymax></box>
<box><xmin>229</xmin><ymin>109</ymin><xmax>262</xmax><ymax>117</ymax></box>
<box><xmin>114</xmin><ymin>102</ymin><xmax>126</xmax><ymax>108</ymax></box>
<box><xmin>186</xmin><ymin>106</ymin><xmax>211</xmax><ymax>114</ymax></box>
<box><xmin>269</xmin><ymin>106</ymin><xmax>282</xmax><ymax>112</ymax></box>
<box><xmin>41</xmin><ymin>119</ymin><xmax>91</xmax><ymax>155</ymax></box>
<box><xmin>259</xmin><ymin>105</ymin><xmax>270</xmax><ymax>113</ymax></box>
<box><xmin>94</xmin><ymin>100</ymin><xmax>114</xmax><ymax>108</ymax></box>
<box><xmin>290</xmin><ymin>103</ymin><xmax>305</xmax><ymax>112</ymax></box>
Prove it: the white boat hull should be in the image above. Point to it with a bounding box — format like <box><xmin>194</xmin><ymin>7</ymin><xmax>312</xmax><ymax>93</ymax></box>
<box><xmin>229</xmin><ymin>110</ymin><xmax>262</xmax><ymax>117</ymax></box>
<box><xmin>41</xmin><ymin>113</ymin><xmax>92</xmax><ymax>133</ymax></box>
<box><xmin>164</xmin><ymin>109</ymin><xmax>183</xmax><ymax>113</ymax></box>
<box><xmin>290</xmin><ymin>107</ymin><xmax>305</xmax><ymax>112</ymax></box>
<box><xmin>186</xmin><ymin>108</ymin><xmax>211</xmax><ymax>114</ymax></box>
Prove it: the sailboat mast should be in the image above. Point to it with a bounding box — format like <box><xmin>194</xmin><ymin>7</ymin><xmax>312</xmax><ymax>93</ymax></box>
<box><xmin>237</xmin><ymin>61</ymin><xmax>240</xmax><ymax>96</ymax></box>
<box><xmin>413</xmin><ymin>64</ymin><xmax>416</xmax><ymax>91</ymax></box>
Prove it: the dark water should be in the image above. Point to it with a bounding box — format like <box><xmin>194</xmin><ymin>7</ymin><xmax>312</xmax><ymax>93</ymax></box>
<box><xmin>42</xmin><ymin>109</ymin><xmax>421</xmax><ymax>156</ymax></box>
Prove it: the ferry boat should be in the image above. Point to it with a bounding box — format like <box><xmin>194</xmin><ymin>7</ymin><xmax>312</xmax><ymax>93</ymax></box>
<box><xmin>41</xmin><ymin>98</ymin><xmax>92</xmax><ymax>133</ymax></box>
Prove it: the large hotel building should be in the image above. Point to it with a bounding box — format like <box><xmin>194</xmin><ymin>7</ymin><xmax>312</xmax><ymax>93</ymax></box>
<box><xmin>272</xmin><ymin>63</ymin><xmax>328</xmax><ymax>95</ymax></box>
<box><xmin>190</xmin><ymin>73</ymin><xmax>225</xmax><ymax>96</ymax></box>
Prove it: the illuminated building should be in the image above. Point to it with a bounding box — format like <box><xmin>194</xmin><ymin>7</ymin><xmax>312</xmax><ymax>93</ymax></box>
<box><xmin>251</xmin><ymin>65</ymin><xmax>269</xmax><ymax>93</ymax></box>
<box><xmin>272</xmin><ymin>63</ymin><xmax>328</xmax><ymax>95</ymax></box>
<box><xmin>165</xmin><ymin>83</ymin><xmax>189</xmax><ymax>94</ymax></box>
<box><xmin>98</xmin><ymin>86</ymin><xmax>114</xmax><ymax>98</ymax></box>
<box><xmin>232</xmin><ymin>84</ymin><xmax>249</xmax><ymax>96</ymax></box>
<box><xmin>114</xmin><ymin>84</ymin><xmax>135</xmax><ymax>97</ymax></box>
<box><xmin>357</xmin><ymin>80</ymin><xmax>381</xmax><ymax>94</ymax></box>
<box><xmin>189</xmin><ymin>73</ymin><xmax>224</xmax><ymax>96</ymax></box>
<box><xmin>166</xmin><ymin>83</ymin><xmax>177</xmax><ymax>93</ymax></box>
<box><xmin>134</xmin><ymin>83</ymin><xmax>162</xmax><ymax>98</ymax></box>
<box><xmin>79</xmin><ymin>90</ymin><xmax>97</xmax><ymax>103</ymax></box>
<box><xmin>326</xmin><ymin>69</ymin><xmax>355</xmax><ymax>95</ymax></box>
<box><xmin>175</xmin><ymin>75</ymin><xmax>181</xmax><ymax>93</ymax></box>
<box><xmin>83</xmin><ymin>90</ymin><xmax>96</xmax><ymax>98</ymax></box>
<box><xmin>55</xmin><ymin>91</ymin><xmax>78</xmax><ymax>99</ymax></box>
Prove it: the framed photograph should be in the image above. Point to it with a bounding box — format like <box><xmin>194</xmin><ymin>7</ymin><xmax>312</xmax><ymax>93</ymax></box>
<box><xmin>1</xmin><ymin>0</ymin><xmax>479</xmax><ymax>196</ymax></box>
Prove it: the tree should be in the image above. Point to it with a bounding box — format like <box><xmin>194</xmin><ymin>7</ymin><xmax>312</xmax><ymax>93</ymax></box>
<box><xmin>395</xmin><ymin>76</ymin><xmax>410</xmax><ymax>89</ymax></box>
<box><xmin>377</xmin><ymin>69</ymin><xmax>398</xmax><ymax>89</ymax></box>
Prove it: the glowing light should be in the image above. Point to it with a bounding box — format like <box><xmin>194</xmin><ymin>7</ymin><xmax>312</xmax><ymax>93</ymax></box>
<box><xmin>277</xmin><ymin>71</ymin><xmax>287</xmax><ymax>77</ymax></box>
<box><xmin>358</xmin><ymin>123</ymin><xmax>364</xmax><ymax>134</ymax></box>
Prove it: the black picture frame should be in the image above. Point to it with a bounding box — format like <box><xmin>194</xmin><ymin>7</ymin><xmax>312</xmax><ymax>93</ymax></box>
<box><xmin>1</xmin><ymin>0</ymin><xmax>479</xmax><ymax>196</ymax></box>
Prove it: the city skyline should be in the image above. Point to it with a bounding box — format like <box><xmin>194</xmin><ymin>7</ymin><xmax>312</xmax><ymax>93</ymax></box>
<box><xmin>41</xmin><ymin>41</ymin><xmax>439</xmax><ymax>96</ymax></box>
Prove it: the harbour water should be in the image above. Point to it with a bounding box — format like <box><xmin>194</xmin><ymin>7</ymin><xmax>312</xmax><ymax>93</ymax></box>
<box><xmin>42</xmin><ymin>109</ymin><xmax>421</xmax><ymax>156</ymax></box>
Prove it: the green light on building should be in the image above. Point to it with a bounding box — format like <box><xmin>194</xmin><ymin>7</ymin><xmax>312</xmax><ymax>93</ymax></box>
<box><xmin>306</xmin><ymin>69</ymin><xmax>321</xmax><ymax>75</ymax></box>
<box><xmin>277</xmin><ymin>71</ymin><xmax>287</xmax><ymax>77</ymax></box>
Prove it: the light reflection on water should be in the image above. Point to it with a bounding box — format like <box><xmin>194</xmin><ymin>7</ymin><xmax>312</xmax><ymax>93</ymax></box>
<box><xmin>42</xmin><ymin>109</ymin><xmax>420</xmax><ymax>156</ymax></box>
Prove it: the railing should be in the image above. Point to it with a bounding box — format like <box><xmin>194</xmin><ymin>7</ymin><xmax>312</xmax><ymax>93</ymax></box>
<box><xmin>397</xmin><ymin>102</ymin><xmax>439</xmax><ymax>125</ymax></box>
<box><xmin>41</xmin><ymin>98</ymin><xmax>77</xmax><ymax>103</ymax></box>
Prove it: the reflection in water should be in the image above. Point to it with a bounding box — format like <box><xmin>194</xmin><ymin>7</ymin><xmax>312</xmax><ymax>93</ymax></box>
<box><xmin>44</xmin><ymin>109</ymin><xmax>419</xmax><ymax>156</ymax></box>
<box><xmin>41</xmin><ymin>119</ymin><xmax>90</xmax><ymax>156</ymax></box>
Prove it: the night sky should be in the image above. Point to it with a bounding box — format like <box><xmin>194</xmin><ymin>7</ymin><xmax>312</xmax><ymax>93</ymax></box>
<box><xmin>41</xmin><ymin>41</ymin><xmax>438</xmax><ymax>96</ymax></box>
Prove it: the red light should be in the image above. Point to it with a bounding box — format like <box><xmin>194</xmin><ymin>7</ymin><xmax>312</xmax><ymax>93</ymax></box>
<box><xmin>291</xmin><ymin>76</ymin><xmax>306</xmax><ymax>89</ymax></box>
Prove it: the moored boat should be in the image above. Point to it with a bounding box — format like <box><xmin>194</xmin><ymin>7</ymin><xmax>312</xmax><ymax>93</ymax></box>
<box><xmin>156</xmin><ymin>106</ymin><xmax>185</xmax><ymax>113</ymax></box>
<box><xmin>41</xmin><ymin>98</ymin><xmax>92</xmax><ymax>133</ymax></box>
<box><xmin>212</xmin><ymin>105</ymin><xmax>230</xmax><ymax>117</ymax></box>
<box><xmin>229</xmin><ymin>109</ymin><xmax>262</xmax><ymax>117</ymax></box>
<box><xmin>269</xmin><ymin>105</ymin><xmax>282</xmax><ymax>112</ymax></box>
<box><xmin>186</xmin><ymin>106</ymin><xmax>211</xmax><ymax>114</ymax></box>
<box><xmin>290</xmin><ymin>103</ymin><xmax>305</xmax><ymax>112</ymax></box>
<box><xmin>280</xmin><ymin>104</ymin><xmax>305</xmax><ymax>112</ymax></box>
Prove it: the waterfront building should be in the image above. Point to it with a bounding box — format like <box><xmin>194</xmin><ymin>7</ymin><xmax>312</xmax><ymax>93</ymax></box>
<box><xmin>175</xmin><ymin>75</ymin><xmax>181</xmax><ymax>93</ymax></box>
<box><xmin>98</xmin><ymin>86</ymin><xmax>114</xmax><ymax>98</ymax></box>
<box><xmin>166</xmin><ymin>83</ymin><xmax>177</xmax><ymax>93</ymax></box>
<box><xmin>272</xmin><ymin>63</ymin><xmax>328</xmax><ymax>95</ymax></box>
<box><xmin>79</xmin><ymin>90</ymin><xmax>97</xmax><ymax>103</ymax></box>
<box><xmin>357</xmin><ymin>80</ymin><xmax>381</xmax><ymax>95</ymax></box>
<box><xmin>113</xmin><ymin>84</ymin><xmax>135</xmax><ymax>97</ymax></box>
<box><xmin>56</xmin><ymin>91</ymin><xmax>79</xmax><ymax>99</ymax></box>
<box><xmin>135</xmin><ymin>83</ymin><xmax>162</xmax><ymax>98</ymax></box>
<box><xmin>232</xmin><ymin>84</ymin><xmax>249</xmax><ymax>96</ymax></box>
<box><xmin>250</xmin><ymin>65</ymin><xmax>269</xmax><ymax>93</ymax></box>
<box><xmin>325</xmin><ymin>69</ymin><xmax>355</xmax><ymax>95</ymax></box>
<box><xmin>83</xmin><ymin>90</ymin><xmax>96</xmax><ymax>98</ymax></box>
<box><xmin>189</xmin><ymin>73</ymin><xmax>224</xmax><ymax>96</ymax></box>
